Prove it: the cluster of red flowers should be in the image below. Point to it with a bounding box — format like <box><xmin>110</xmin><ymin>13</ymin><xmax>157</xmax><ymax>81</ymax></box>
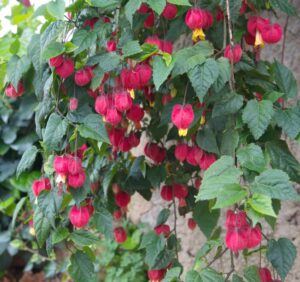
<box><xmin>175</xmin><ymin>143</ymin><xmax>216</xmax><ymax>170</ymax></box>
<box><xmin>225</xmin><ymin>210</ymin><xmax>262</xmax><ymax>252</ymax></box>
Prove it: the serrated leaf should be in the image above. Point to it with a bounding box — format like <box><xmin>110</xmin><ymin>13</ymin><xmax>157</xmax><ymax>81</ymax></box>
<box><xmin>196</xmin><ymin>127</ymin><xmax>219</xmax><ymax>155</ymax></box>
<box><xmin>7</xmin><ymin>55</ymin><xmax>31</xmax><ymax>89</ymax></box>
<box><xmin>153</xmin><ymin>55</ymin><xmax>175</xmax><ymax>91</ymax></box>
<box><xmin>88</xmin><ymin>0</ymin><xmax>118</xmax><ymax>8</ymax></box>
<box><xmin>212</xmin><ymin>57</ymin><xmax>230</xmax><ymax>92</ymax></box>
<box><xmin>52</xmin><ymin>227</ymin><xmax>69</xmax><ymax>244</ymax></box>
<box><xmin>250</xmin><ymin>169</ymin><xmax>299</xmax><ymax>201</ymax></box>
<box><xmin>16</xmin><ymin>146</ymin><xmax>38</xmax><ymax>177</ymax></box>
<box><xmin>212</xmin><ymin>92</ymin><xmax>243</xmax><ymax>118</ymax></box>
<box><xmin>264</xmin><ymin>91</ymin><xmax>284</xmax><ymax>103</ymax></box>
<box><xmin>72</xmin><ymin>30</ymin><xmax>97</xmax><ymax>56</ymax></box>
<box><xmin>125</xmin><ymin>0</ymin><xmax>142</xmax><ymax>26</ymax></box>
<box><xmin>188</xmin><ymin>58</ymin><xmax>219</xmax><ymax>102</ymax></box>
<box><xmin>243</xmin><ymin>265</ymin><xmax>261</xmax><ymax>282</ymax></box>
<box><xmin>43</xmin><ymin>113</ymin><xmax>68</xmax><ymax>151</ymax></box>
<box><xmin>69</xmin><ymin>251</ymin><xmax>96</xmax><ymax>282</ymax></box>
<box><xmin>70</xmin><ymin>230</ymin><xmax>101</xmax><ymax>246</ymax></box>
<box><xmin>266</xmin><ymin>238</ymin><xmax>296</xmax><ymax>281</ymax></box>
<box><xmin>220</xmin><ymin>128</ymin><xmax>239</xmax><ymax>157</ymax></box>
<box><xmin>213</xmin><ymin>184</ymin><xmax>247</xmax><ymax>209</ymax></box>
<box><xmin>94</xmin><ymin>207</ymin><xmax>113</xmax><ymax>239</ymax></box>
<box><xmin>270</xmin><ymin>0</ymin><xmax>298</xmax><ymax>16</ymax></box>
<box><xmin>273</xmin><ymin>61</ymin><xmax>298</xmax><ymax>98</ymax></box>
<box><xmin>193</xmin><ymin>201</ymin><xmax>220</xmax><ymax>238</ymax></box>
<box><xmin>47</xmin><ymin>0</ymin><xmax>65</xmax><ymax>20</ymax></box>
<box><xmin>78</xmin><ymin>114</ymin><xmax>109</xmax><ymax>144</ymax></box>
<box><xmin>247</xmin><ymin>193</ymin><xmax>276</xmax><ymax>217</ymax></box>
<box><xmin>146</xmin><ymin>0</ymin><xmax>166</xmax><ymax>14</ymax></box>
<box><xmin>162</xmin><ymin>267</ymin><xmax>181</xmax><ymax>282</ymax></box>
<box><xmin>232</xmin><ymin>274</ymin><xmax>244</xmax><ymax>282</ymax></box>
<box><xmin>168</xmin><ymin>0</ymin><xmax>191</xmax><ymax>5</ymax></box>
<box><xmin>265</xmin><ymin>140</ymin><xmax>300</xmax><ymax>183</ymax></box>
<box><xmin>196</xmin><ymin>156</ymin><xmax>242</xmax><ymax>201</ymax></box>
<box><xmin>41</xmin><ymin>41</ymin><xmax>65</xmax><ymax>60</ymax></box>
<box><xmin>156</xmin><ymin>209</ymin><xmax>170</xmax><ymax>227</ymax></box>
<box><xmin>122</xmin><ymin>40</ymin><xmax>142</xmax><ymax>57</ymax></box>
<box><xmin>237</xmin><ymin>143</ymin><xmax>266</xmax><ymax>173</ymax></box>
<box><xmin>33</xmin><ymin>206</ymin><xmax>51</xmax><ymax>247</ymax></box>
<box><xmin>199</xmin><ymin>268</ymin><xmax>224</xmax><ymax>282</ymax></box>
<box><xmin>242</xmin><ymin>99</ymin><xmax>274</xmax><ymax>140</ymax></box>
<box><xmin>186</xmin><ymin>270</ymin><xmax>202</xmax><ymax>282</ymax></box>
<box><xmin>274</xmin><ymin>106</ymin><xmax>300</xmax><ymax>139</ymax></box>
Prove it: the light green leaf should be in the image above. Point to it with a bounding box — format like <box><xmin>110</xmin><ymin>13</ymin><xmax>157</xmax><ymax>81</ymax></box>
<box><xmin>162</xmin><ymin>267</ymin><xmax>181</xmax><ymax>282</ymax></box>
<box><xmin>16</xmin><ymin>146</ymin><xmax>38</xmax><ymax>177</ymax></box>
<box><xmin>247</xmin><ymin>193</ymin><xmax>276</xmax><ymax>217</ymax></box>
<box><xmin>47</xmin><ymin>0</ymin><xmax>65</xmax><ymax>20</ymax></box>
<box><xmin>70</xmin><ymin>230</ymin><xmax>101</xmax><ymax>246</ymax></box>
<box><xmin>243</xmin><ymin>265</ymin><xmax>261</xmax><ymax>282</ymax></box>
<box><xmin>72</xmin><ymin>30</ymin><xmax>97</xmax><ymax>55</ymax></box>
<box><xmin>153</xmin><ymin>55</ymin><xmax>175</xmax><ymax>91</ymax></box>
<box><xmin>264</xmin><ymin>91</ymin><xmax>284</xmax><ymax>103</ymax></box>
<box><xmin>125</xmin><ymin>0</ymin><xmax>142</xmax><ymax>26</ymax></box>
<box><xmin>185</xmin><ymin>270</ymin><xmax>202</xmax><ymax>282</ymax></box>
<box><xmin>94</xmin><ymin>207</ymin><xmax>113</xmax><ymax>238</ymax></box>
<box><xmin>168</xmin><ymin>0</ymin><xmax>191</xmax><ymax>5</ymax></box>
<box><xmin>196</xmin><ymin>156</ymin><xmax>242</xmax><ymax>201</ymax></box>
<box><xmin>188</xmin><ymin>58</ymin><xmax>219</xmax><ymax>102</ymax></box>
<box><xmin>213</xmin><ymin>184</ymin><xmax>247</xmax><ymax>209</ymax></box>
<box><xmin>43</xmin><ymin>113</ymin><xmax>68</xmax><ymax>151</ymax></box>
<box><xmin>88</xmin><ymin>0</ymin><xmax>118</xmax><ymax>8</ymax></box>
<box><xmin>156</xmin><ymin>209</ymin><xmax>171</xmax><ymax>227</ymax></box>
<box><xmin>242</xmin><ymin>99</ymin><xmax>274</xmax><ymax>140</ymax></box>
<box><xmin>146</xmin><ymin>0</ymin><xmax>166</xmax><ymax>14</ymax></box>
<box><xmin>266</xmin><ymin>238</ymin><xmax>297</xmax><ymax>281</ymax></box>
<box><xmin>122</xmin><ymin>40</ymin><xmax>142</xmax><ymax>58</ymax></box>
<box><xmin>237</xmin><ymin>143</ymin><xmax>266</xmax><ymax>173</ymax></box>
<box><xmin>7</xmin><ymin>55</ymin><xmax>31</xmax><ymax>89</ymax></box>
<box><xmin>41</xmin><ymin>41</ymin><xmax>65</xmax><ymax>61</ymax></box>
<box><xmin>250</xmin><ymin>169</ymin><xmax>299</xmax><ymax>201</ymax></box>
<box><xmin>199</xmin><ymin>268</ymin><xmax>224</xmax><ymax>282</ymax></box>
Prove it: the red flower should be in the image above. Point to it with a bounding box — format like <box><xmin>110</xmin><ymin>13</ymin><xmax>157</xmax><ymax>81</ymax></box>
<box><xmin>54</xmin><ymin>155</ymin><xmax>69</xmax><ymax>174</ymax></box>
<box><xmin>75</xmin><ymin>67</ymin><xmax>93</xmax><ymax>86</ymax></box>
<box><xmin>160</xmin><ymin>40</ymin><xmax>173</xmax><ymax>54</ymax></box>
<box><xmin>186</xmin><ymin>146</ymin><xmax>203</xmax><ymax>166</ymax></box>
<box><xmin>83</xmin><ymin>17</ymin><xmax>99</xmax><ymax>29</ymax></box>
<box><xmin>148</xmin><ymin>269</ymin><xmax>166</xmax><ymax>282</ymax></box>
<box><xmin>171</xmin><ymin>104</ymin><xmax>194</xmax><ymax>136</ymax></box>
<box><xmin>247</xmin><ymin>16</ymin><xmax>270</xmax><ymax>48</ymax></box>
<box><xmin>199</xmin><ymin>152</ymin><xmax>216</xmax><ymax>170</ymax></box>
<box><xmin>113</xmin><ymin>210</ymin><xmax>123</xmax><ymax>221</ymax></box>
<box><xmin>119</xmin><ymin>137</ymin><xmax>131</xmax><ymax>152</ymax></box>
<box><xmin>175</xmin><ymin>143</ymin><xmax>189</xmax><ymax>162</ymax></box>
<box><xmin>128</xmin><ymin>132</ymin><xmax>140</xmax><ymax>148</ymax></box>
<box><xmin>85</xmin><ymin>198</ymin><xmax>94</xmax><ymax>215</ymax></box>
<box><xmin>144</xmin><ymin>10</ymin><xmax>155</xmax><ymax>29</ymax></box>
<box><xmin>225</xmin><ymin>228</ymin><xmax>249</xmax><ymax>252</ymax></box>
<box><xmin>135</xmin><ymin>64</ymin><xmax>153</xmax><ymax>88</ymax></box>
<box><xmin>216</xmin><ymin>6</ymin><xmax>224</xmax><ymax>22</ymax></box>
<box><xmin>49</xmin><ymin>55</ymin><xmax>64</xmax><ymax>67</ymax></box>
<box><xmin>106</xmin><ymin>40</ymin><xmax>117</xmax><ymax>52</ymax></box>
<box><xmin>68</xmin><ymin>170</ymin><xmax>86</xmax><ymax>188</ymax></box>
<box><xmin>137</xmin><ymin>3</ymin><xmax>150</xmax><ymax>13</ymax></box>
<box><xmin>162</xmin><ymin>94</ymin><xmax>172</xmax><ymax>105</ymax></box>
<box><xmin>95</xmin><ymin>95</ymin><xmax>111</xmax><ymax>116</ymax></box>
<box><xmin>5</xmin><ymin>82</ymin><xmax>25</xmax><ymax>98</ymax></box>
<box><xmin>108</xmin><ymin>127</ymin><xmax>126</xmax><ymax>149</ymax></box>
<box><xmin>259</xmin><ymin>268</ymin><xmax>273</xmax><ymax>282</ymax></box>
<box><xmin>154</xmin><ymin>224</ymin><xmax>171</xmax><ymax>237</ymax></box>
<box><xmin>144</xmin><ymin>143</ymin><xmax>166</xmax><ymax>164</ymax></box>
<box><xmin>261</xmin><ymin>23</ymin><xmax>282</xmax><ymax>44</ymax></box>
<box><xmin>56</xmin><ymin>58</ymin><xmax>74</xmax><ymax>79</ymax></box>
<box><xmin>32</xmin><ymin>178</ymin><xmax>51</xmax><ymax>197</ymax></box>
<box><xmin>114</xmin><ymin>227</ymin><xmax>127</xmax><ymax>243</ymax></box>
<box><xmin>173</xmin><ymin>183</ymin><xmax>188</xmax><ymax>199</ymax></box>
<box><xmin>162</xmin><ymin>2</ymin><xmax>177</xmax><ymax>20</ymax></box>
<box><xmin>225</xmin><ymin>210</ymin><xmax>248</xmax><ymax>229</ymax></box>
<box><xmin>127</xmin><ymin>104</ymin><xmax>144</xmax><ymax>122</ymax></box>
<box><xmin>246</xmin><ymin>225</ymin><xmax>262</xmax><ymax>249</ymax></box>
<box><xmin>69</xmin><ymin>205</ymin><xmax>90</xmax><ymax>228</ymax></box>
<box><xmin>224</xmin><ymin>44</ymin><xmax>243</xmax><ymax>64</ymax></box>
<box><xmin>187</xmin><ymin>218</ymin><xmax>197</xmax><ymax>230</ymax></box>
<box><xmin>114</xmin><ymin>91</ymin><xmax>133</xmax><ymax>112</ymax></box>
<box><xmin>106</xmin><ymin>108</ymin><xmax>122</xmax><ymax>126</ymax></box>
<box><xmin>69</xmin><ymin>97</ymin><xmax>78</xmax><ymax>111</ymax></box>
<box><xmin>160</xmin><ymin>185</ymin><xmax>173</xmax><ymax>202</ymax></box>
<box><xmin>22</xmin><ymin>0</ymin><xmax>31</xmax><ymax>7</ymax></box>
<box><xmin>145</xmin><ymin>36</ymin><xmax>162</xmax><ymax>49</ymax></box>
<box><xmin>67</xmin><ymin>156</ymin><xmax>82</xmax><ymax>175</ymax></box>
<box><xmin>115</xmin><ymin>191</ymin><xmax>131</xmax><ymax>208</ymax></box>
<box><xmin>194</xmin><ymin>177</ymin><xmax>201</xmax><ymax>189</ymax></box>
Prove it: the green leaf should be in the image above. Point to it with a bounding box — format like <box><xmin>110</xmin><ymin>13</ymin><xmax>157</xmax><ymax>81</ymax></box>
<box><xmin>10</xmin><ymin>197</ymin><xmax>27</xmax><ymax>232</ymax></box>
<box><xmin>212</xmin><ymin>92</ymin><xmax>243</xmax><ymax>118</ymax></box>
<box><xmin>88</xmin><ymin>0</ymin><xmax>118</xmax><ymax>8</ymax></box>
<box><xmin>172</xmin><ymin>41</ymin><xmax>213</xmax><ymax>77</ymax></box>
<box><xmin>52</xmin><ymin>227</ymin><xmax>69</xmax><ymax>244</ymax></box>
<box><xmin>196</xmin><ymin>156</ymin><xmax>242</xmax><ymax>201</ymax></box>
<box><xmin>47</xmin><ymin>0</ymin><xmax>65</xmax><ymax>20</ymax></box>
<box><xmin>78</xmin><ymin>114</ymin><xmax>109</xmax><ymax>144</ymax></box>
<box><xmin>7</xmin><ymin>55</ymin><xmax>31</xmax><ymax>89</ymax></box>
<box><xmin>220</xmin><ymin>128</ymin><xmax>239</xmax><ymax>157</ymax></box>
<box><xmin>122</xmin><ymin>40</ymin><xmax>142</xmax><ymax>58</ymax></box>
<box><xmin>247</xmin><ymin>193</ymin><xmax>276</xmax><ymax>217</ymax></box>
<box><xmin>162</xmin><ymin>267</ymin><xmax>181</xmax><ymax>282</ymax></box>
<box><xmin>72</xmin><ymin>30</ymin><xmax>97</xmax><ymax>56</ymax></box>
<box><xmin>232</xmin><ymin>274</ymin><xmax>244</xmax><ymax>282</ymax></box>
<box><xmin>237</xmin><ymin>143</ymin><xmax>266</xmax><ymax>173</ymax></box>
<box><xmin>188</xmin><ymin>58</ymin><xmax>219</xmax><ymax>102</ymax></box>
<box><xmin>70</xmin><ymin>230</ymin><xmax>101</xmax><ymax>246</ymax></box>
<box><xmin>156</xmin><ymin>209</ymin><xmax>170</xmax><ymax>227</ymax></box>
<box><xmin>193</xmin><ymin>201</ymin><xmax>220</xmax><ymax>238</ymax></box>
<box><xmin>168</xmin><ymin>0</ymin><xmax>191</xmax><ymax>5</ymax></box>
<box><xmin>38</xmin><ymin>190</ymin><xmax>62</xmax><ymax>227</ymax></box>
<box><xmin>265</xmin><ymin>140</ymin><xmax>300</xmax><ymax>183</ymax></box>
<box><xmin>125</xmin><ymin>0</ymin><xmax>142</xmax><ymax>26</ymax></box>
<box><xmin>212</xmin><ymin>57</ymin><xmax>230</xmax><ymax>92</ymax></box>
<box><xmin>243</xmin><ymin>265</ymin><xmax>261</xmax><ymax>282</ymax></box>
<box><xmin>274</xmin><ymin>106</ymin><xmax>300</xmax><ymax>139</ymax></box>
<box><xmin>146</xmin><ymin>0</ymin><xmax>166</xmax><ymax>14</ymax></box>
<box><xmin>185</xmin><ymin>270</ymin><xmax>202</xmax><ymax>282</ymax></box>
<box><xmin>250</xmin><ymin>169</ymin><xmax>299</xmax><ymax>201</ymax></box>
<box><xmin>196</xmin><ymin>127</ymin><xmax>219</xmax><ymax>155</ymax></box>
<box><xmin>153</xmin><ymin>55</ymin><xmax>175</xmax><ymax>91</ymax></box>
<box><xmin>270</xmin><ymin>0</ymin><xmax>298</xmax><ymax>16</ymax></box>
<box><xmin>43</xmin><ymin>113</ymin><xmax>68</xmax><ymax>151</ymax></box>
<box><xmin>88</xmin><ymin>52</ymin><xmax>121</xmax><ymax>72</ymax></box>
<box><xmin>264</xmin><ymin>91</ymin><xmax>284</xmax><ymax>103</ymax></box>
<box><xmin>242</xmin><ymin>99</ymin><xmax>274</xmax><ymax>140</ymax></box>
<box><xmin>213</xmin><ymin>184</ymin><xmax>247</xmax><ymax>209</ymax></box>
<box><xmin>94</xmin><ymin>207</ymin><xmax>113</xmax><ymax>239</ymax></box>
<box><xmin>273</xmin><ymin>61</ymin><xmax>298</xmax><ymax>98</ymax></box>
<box><xmin>266</xmin><ymin>238</ymin><xmax>297</xmax><ymax>281</ymax></box>
<box><xmin>69</xmin><ymin>251</ymin><xmax>96</xmax><ymax>282</ymax></box>
<box><xmin>16</xmin><ymin>146</ymin><xmax>38</xmax><ymax>177</ymax></box>
<box><xmin>33</xmin><ymin>206</ymin><xmax>51</xmax><ymax>247</ymax></box>
<box><xmin>41</xmin><ymin>41</ymin><xmax>65</xmax><ymax>61</ymax></box>
<box><xmin>199</xmin><ymin>268</ymin><xmax>224</xmax><ymax>282</ymax></box>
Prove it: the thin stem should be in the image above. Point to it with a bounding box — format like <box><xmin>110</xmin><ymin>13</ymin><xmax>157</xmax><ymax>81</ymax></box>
<box><xmin>172</xmin><ymin>197</ymin><xmax>179</xmax><ymax>259</ymax></box>
<box><xmin>206</xmin><ymin>248</ymin><xmax>228</xmax><ymax>267</ymax></box>
<box><xmin>225</xmin><ymin>251</ymin><xmax>235</xmax><ymax>281</ymax></box>
<box><xmin>23</xmin><ymin>246</ymin><xmax>53</xmax><ymax>262</ymax></box>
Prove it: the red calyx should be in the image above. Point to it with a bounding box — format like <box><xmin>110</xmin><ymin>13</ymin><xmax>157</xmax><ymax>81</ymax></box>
<box><xmin>69</xmin><ymin>205</ymin><xmax>90</xmax><ymax>228</ymax></box>
<box><xmin>247</xmin><ymin>16</ymin><xmax>270</xmax><ymax>37</ymax></box>
<box><xmin>216</xmin><ymin>6</ymin><xmax>224</xmax><ymax>22</ymax></box>
<box><xmin>160</xmin><ymin>40</ymin><xmax>173</xmax><ymax>54</ymax></box>
<box><xmin>160</xmin><ymin>185</ymin><xmax>173</xmax><ymax>202</ymax></box>
<box><xmin>83</xmin><ymin>17</ymin><xmax>99</xmax><ymax>29</ymax></box>
<box><xmin>106</xmin><ymin>40</ymin><xmax>117</xmax><ymax>52</ymax></box>
<box><xmin>199</xmin><ymin>152</ymin><xmax>216</xmax><ymax>170</ymax></box>
<box><xmin>113</xmin><ymin>210</ymin><xmax>123</xmax><ymax>221</ymax></box>
<box><xmin>224</xmin><ymin>44</ymin><xmax>243</xmax><ymax>64</ymax></box>
<box><xmin>188</xmin><ymin>218</ymin><xmax>197</xmax><ymax>230</ymax></box>
<box><xmin>162</xmin><ymin>2</ymin><xmax>177</xmax><ymax>20</ymax></box>
<box><xmin>128</xmin><ymin>132</ymin><xmax>140</xmax><ymax>148</ymax></box>
<box><xmin>175</xmin><ymin>143</ymin><xmax>189</xmax><ymax>162</ymax></box>
<box><xmin>144</xmin><ymin>143</ymin><xmax>166</xmax><ymax>164</ymax></box>
<box><xmin>54</xmin><ymin>155</ymin><xmax>69</xmax><ymax>174</ymax></box>
<box><xmin>259</xmin><ymin>268</ymin><xmax>273</xmax><ymax>282</ymax></box>
<box><xmin>162</xmin><ymin>94</ymin><xmax>172</xmax><ymax>105</ymax></box>
<box><xmin>49</xmin><ymin>54</ymin><xmax>64</xmax><ymax>67</ymax></box>
<box><xmin>67</xmin><ymin>156</ymin><xmax>83</xmax><ymax>175</ymax></box>
<box><xmin>5</xmin><ymin>82</ymin><xmax>25</xmax><ymax>98</ymax></box>
<box><xmin>75</xmin><ymin>67</ymin><xmax>93</xmax><ymax>87</ymax></box>
<box><xmin>261</xmin><ymin>23</ymin><xmax>282</xmax><ymax>44</ymax></box>
<box><xmin>69</xmin><ymin>97</ymin><xmax>78</xmax><ymax>111</ymax></box>
<box><xmin>171</xmin><ymin>104</ymin><xmax>194</xmax><ymax>135</ymax></box>
<box><xmin>95</xmin><ymin>95</ymin><xmax>111</xmax><ymax>116</ymax></box>
<box><xmin>56</xmin><ymin>58</ymin><xmax>75</xmax><ymax>79</ymax></box>
<box><xmin>32</xmin><ymin>178</ymin><xmax>51</xmax><ymax>197</ymax></box>
<box><xmin>185</xmin><ymin>8</ymin><xmax>207</xmax><ymax>30</ymax></box>
<box><xmin>144</xmin><ymin>10</ymin><xmax>155</xmax><ymax>29</ymax></box>
<box><xmin>154</xmin><ymin>224</ymin><xmax>171</xmax><ymax>237</ymax></box>
<box><xmin>225</xmin><ymin>227</ymin><xmax>250</xmax><ymax>252</ymax></box>
<box><xmin>127</xmin><ymin>104</ymin><xmax>144</xmax><ymax>122</ymax></box>
<box><xmin>246</xmin><ymin>225</ymin><xmax>262</xmax><ymax>249</ymax></box>
<box><xmin>148</xmin><ymin>269</ymin><xmax>166</xmax><ymax>282</ymax></box>
<box><xmin>114</xmin><ymin>227</ymin><xmax>127</xmax><ymax>243</ymax></box>
<box><xmin>68</xmin><ymin>170</ymin><xmax>86</xmax><ymax>188</ymax></box>
<box><xmin>106</xmin><ymin>108</ymin><xmax>122</xmax><ymax>126</ymax></box>
<box><xmin>115</xmin><ymin>191</ymin><xmax>131</xmax><ymax>208</ymax></box>
<box><xmin>108</xmin><ymin>127</ymin><xmax>126</xmax><ymax>149</ymax></box>
<box><xmin>194</xmin><ymin>177</ymin><xmax>202</xmax><ymax>189</ymax></box>
<box><xmin>186</xmin><ymin>146</ymin><xmax>203</xmax><ymax>166</ymax></box>
<box><xmin>173</xmin><ymin>183</ymin><xmax>188</xmax><ymax>199</ymax></box>
<box><xmin>114</xmin><ymin>91</ymin><xmax>133</xmax><ymax>112</ymax></box>
<box><xmin>225</xmin><ymin>210</ymin><xmax>248</xmax><ymax>229</ymax></box>
<box><xmin>137</xmin><ymin>3</ymin><xmax>150</xmax><ymax>14</ymax></box>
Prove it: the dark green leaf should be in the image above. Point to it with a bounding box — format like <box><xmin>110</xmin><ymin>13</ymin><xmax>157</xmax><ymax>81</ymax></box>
<box><xmin>94</xmin><ymin>207</ymin><xmax>113</xmax><ymax>239</ymax></box>
<box><xmin>52</xmin><ymin>227</ymin><xmax>69</xmax><ymax>244</ymax></box>
<box><xmin>270</xmin><ymin>0</ymin><xmax>298</xmax><ymax>16</ymax></box>
<box><xmin>122</xmin><ymin>40</ymin><xmax>142</xmax><ymax>57</ymax></box>
<box><xmin>7</xmin><ymin>55</ymin><xmax>31</xmax><ymax>89</ymax></box>
<box><xmin>72</xmin><ymin>30</ymin><xmax>97</xmax><ymax>56</ymax></box>
<box><xmin>156</xmin><ymin>209</ymin><xmax>171</xmax><ymax>227</ymax></box>
<box><xmin>199</xmin><ymin>268</ymin><xmax>224</xmax><ymax>282</ymax></box>
<box><xmin>16</xmin><ymin>146</ymin><xmax>38</xmax><ymax>177</ymax></box>
<box><xmin>168</xmin><ymin>0</ymin><xmax>191</xmax><ymax>5</ymax></box>
<box><xmin>212</xmin><ymin>92</ymin><xmax>243</xmax><ymax>118</ymax></box>
<box><xmin>33</xmin><ymin>206</ymin><xmax>51</xmax><ymax>247</ymax></box>
<box><xmin>153</xmin><ymin>55</ymin><xmax>175</xmax><ymax>91</ymax></box>
<box><xmin>220</xmin><ymin>128</ymin><xmax>239</xmax><ymax>157</ymax></box>
<box><xmin>196</xmin><ymin>127</ymin><xmax>219</xmax><ymax>154</ymax></box>
<box><xmin>41</xmin><ymin>41</ymin><xmax>65</xmax><ymax>60</ymax></box>
<box><xmin>212</xmin><ymin>57</ymin><xmax>230</xmax><ymax>92</ymax></box>
<box><xmin>243</xmin><ymin>265</ymin><xmax>261</xmax><ymax>282</ymax></box>
<box><xmin>70</xmin><ymin>229</ymin><xmax>101</xmax><ymax>246</ymax></box>
<box><xmin>125</xmin><ymin>0</ymin><xmax>142</xmax><ymax>26</ymax></box>
<box><xmin>146</xmin><ymin>0</ymin><xmax>166</xmax><ymax>14</ymax></box>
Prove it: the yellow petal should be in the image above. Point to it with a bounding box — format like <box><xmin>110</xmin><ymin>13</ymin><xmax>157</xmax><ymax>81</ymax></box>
<box><xmin>102</xmin><ymin>116</ymin><xmax>106</xmax><ymax>122</ymax></box>
<box><xmin>29</xmin><ymin>227</ymin><xmax>36</xmax><ymax>236</ymax></box>
<box><xmin>192</xmin><ymin>28</ymin><xmax>205</xmax><ymax>43</ymax></box>
<box><xmin>254</xmin><ymin>31</ymin><xmax>265</xmax><ymax>48</ymax></box>
<box><xmin>170</xmin><ymin>88</ymin><xmax>177</xmax><ymax>98</ymax></box>
<box><xmin>178</xmin><ymin>128</ymin><xmax>188</xmax><ymax>136</ymax></box>
<box><xmin>200</xmin><ymin>115</ymin><xmax>206</xmax><ymax>125</ymax></box>
<box><xmin>129</xmin><ymin>89</ymin><xmax>135</xmax><ymax>99</ymax></box>
<box><xmin>150</xmin><ymin>101</ymin><xmax>155</xmax><ymax>107</ymax></box>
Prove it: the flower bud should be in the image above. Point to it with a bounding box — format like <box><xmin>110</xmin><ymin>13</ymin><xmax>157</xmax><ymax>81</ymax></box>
<box><xmin>187</xmin><ymin>218</ymin><xmax>197</xmax><ymax>230</ymax></box>
<box><xmin>115</xmin><ymin>191</ymin><xmax>131</xmax><ymax>208</ymax></box>
<box><xmin>32</xmin><ymin>178</ymin><xmax>51</xmax><ymax>197</ymax></box>
<box><xmin>154</xmin><ymin>224</ymin><xmax>171</xmax><ymax>237</ymax></box>
<box><xmin>160</xmin><ymin>185</ymin><xmax>173</xmax><ymax>202</ymax></box>
<box><xmin>75</xmin><ymin>67</ymin><xmax>93</xmax><ymax>86</ymax></box>
<box><xmin>68</xmin><ymin>170</ymin><xmax>86</xmax><ymax>188</ymax></box>
<box><xmin>175</xmin><ymin>143</ymin><xmax>189</xmax><ymax>162</ymax></box>
<box><xmin>49</xmin><ymin>54</ymin><xmax>64</xmax><ymax>67</ymax></box>
<box><xmin>5</xmin><ymin>82</ymin><xmax>25</xmax><ymax>98</ymax></box>
<box><xmin>69</xmin><ymin>97</ymin><xmax>78</xmax><ymax>111</ymax></box>
<box><xmin>114</xmin><ymin>227</ymin><xmax>127</xmax><ymax>243</ymax></box>
<box><xmin>162</xmin><ymin>2</ymin><xmax>177</xmax><ymax>20</ymax></box>
<box><xmin>114</xmin><ymin>91</ymin><xmax>133</xmax><ymax>112</ymax></box>
<box><xmin>224</xmin><ymin>44</ymin><xmax>243</xmax><ymax>64</ymax></box>
<box><xmin>171</xmin><ymin>104</ymin><xmax>194</xmax><ymax>136</ymax></box>
<box><xmin>56</xmin><ymin>58</ymin><xmax>75</xmax><ymax>79</ymax></box>
<box><xmin>69</xmin><ymin>205</ymin><xmax>90</xmax><ymax>228</ymax></box>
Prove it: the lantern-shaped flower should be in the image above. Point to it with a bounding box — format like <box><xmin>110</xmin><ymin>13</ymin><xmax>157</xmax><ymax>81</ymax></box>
<box><xmin>114</xmin><ymin>227</ymin><xmax>127</xmax><ymax>243</ymax></box>
<box><xmin>162</xmin><ymin>2</ymin><xmax>177</xmax><ymax>20</ymax></box>
<box><xmin>261</xmin><ymin>23</ymin><xmax>282</xmax><ymax>44</ymax></box>
<box><xmin>69</xmin><ymin>205</ymin><xmax>90</xmax><ymax>228</ymax></box>
<box><xmin>74</xmin><ymin>67</ymin><xmax>94</xmax><ymax>86</ymax></box>
<box><xmin>56</xmin><ymin>58</ymin><xmax>74</xmax><ymax>79</ymax></box>
<box><xmin>247</xmin><ymin>16</ymin><xmax>270</xmax><ymax>48</ymax></box>
<box><xmin>171</xmin><ymin>104</ymin><xmax>194</xmax><ymax>136</ymax></box>
<box><xmin>224</xmin><ymin>44</ymin><xmax>243</xmax><ymax>64</ymax></box>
